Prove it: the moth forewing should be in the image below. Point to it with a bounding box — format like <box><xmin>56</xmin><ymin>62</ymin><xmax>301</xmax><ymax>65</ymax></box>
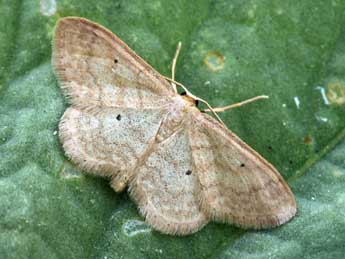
<box><xmin>188</xmin><ymin>110</ymin><xmax>296</xmax><ymax>229</ymax></box>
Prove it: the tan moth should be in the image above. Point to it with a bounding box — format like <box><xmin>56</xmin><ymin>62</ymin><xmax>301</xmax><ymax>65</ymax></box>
<box><xmin>52</xmin><ymin>17</ymin><xmax>296</xmax><ymax>235</ymax></box>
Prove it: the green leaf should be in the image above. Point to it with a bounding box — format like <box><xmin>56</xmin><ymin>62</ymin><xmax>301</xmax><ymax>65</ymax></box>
<box><xmin>1</xmin><ymin>0</ymin><xmax>345</xmax><ymax>258</ymax></box>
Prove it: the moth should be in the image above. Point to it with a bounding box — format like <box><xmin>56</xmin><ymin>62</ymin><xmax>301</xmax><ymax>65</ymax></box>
<box><xmin>52</xmin><ymin>17</ymin><xmax>296</xmax><ymax>235</ymax></box>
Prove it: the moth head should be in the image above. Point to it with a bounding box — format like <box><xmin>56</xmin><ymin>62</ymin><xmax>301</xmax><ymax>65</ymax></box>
<box><xmin>180</xmin><ymin>91</ymin><xmax>199</xmax><ymax>107</ymax></box>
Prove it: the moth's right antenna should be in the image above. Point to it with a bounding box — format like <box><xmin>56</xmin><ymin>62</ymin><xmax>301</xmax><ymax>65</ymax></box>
<box><xmin>203</xmin><ymin>95</ymin><xmax>269</xmax><ymax>112</ymax></box>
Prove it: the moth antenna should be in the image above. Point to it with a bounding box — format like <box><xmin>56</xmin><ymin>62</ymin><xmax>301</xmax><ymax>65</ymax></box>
<box><xmin>164</xmin><ymin>77</ymin><xmax>226</xmax><ymax>127</ymax></box>
<box><xmin>170</xmin><ymin>42</ymin><xmax>182</xmax><ymax>93</ymax></box>
<box><xmin>204</xmin><ymin>95</ymin><xmax>269</xmax><ymax>112</ymax></box>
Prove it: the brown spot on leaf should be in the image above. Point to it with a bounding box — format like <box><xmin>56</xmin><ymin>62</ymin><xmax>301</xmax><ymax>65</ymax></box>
<box><xmin>304</xmin><ymin>135</ymin><xmax>313</xmax><ymax>145</ymax></box>
<box><xmin>204</xmin><ymin>51</ymin><xmax>225</xmax><ymax>71</ymax></box>
<box><xmin>327</xmin><ymin>80</ymin><xmax>345</xmax><ymax>105</ymax></box>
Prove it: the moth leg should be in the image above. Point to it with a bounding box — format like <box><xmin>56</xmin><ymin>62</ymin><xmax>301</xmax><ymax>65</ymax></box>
<box><xmin>110</xmin><ymin>172</ymin><xmax>130</xmax><ymax>192</ymax></box>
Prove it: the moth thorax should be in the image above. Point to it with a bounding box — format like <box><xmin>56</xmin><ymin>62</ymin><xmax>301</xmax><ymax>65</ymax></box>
<box><xmin>155</xmin><ymin>99</ymin><xmax>186</xmax><ymax>143</ymax></box>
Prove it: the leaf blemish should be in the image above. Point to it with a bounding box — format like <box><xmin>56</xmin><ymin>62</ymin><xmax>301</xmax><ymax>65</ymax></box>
<box><xmin>122</xmin><ymin>220</ymin><xmax>151</xmax><ymax>237</ymax></box>
<box><xmin>40</xmin><ymin>0</ymin><xmax>57</xmax><ymax>16</ymax></box>
<box><xmin>304</xmin><ymin>135</ymin><xmax>313</xmax><ymax>144</ymax></box>
<box><xmin>326</xmin><ymin>80</ymin><xmax>345</xmax><ymax>105</ymax></box>
<box><xmin>204</xmin><ymin>51</ymin><xmax>225</xmax><ymax>72</ymax></box>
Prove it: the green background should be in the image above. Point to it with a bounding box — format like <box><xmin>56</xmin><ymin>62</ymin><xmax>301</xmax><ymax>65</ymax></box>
<box><xmin>1</xmin><ymin>0</ymin><xmax>345</xmax><ymax>258</ymax></box>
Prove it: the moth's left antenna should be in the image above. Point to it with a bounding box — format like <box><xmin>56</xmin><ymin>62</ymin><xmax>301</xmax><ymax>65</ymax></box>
<box><xmin>170</xmin><ymin>42</ymin><xmax>182</xmax><ymax>93</ymax></box>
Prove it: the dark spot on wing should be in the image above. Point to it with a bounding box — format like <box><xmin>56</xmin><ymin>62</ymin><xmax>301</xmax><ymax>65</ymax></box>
<box><xmin>241</xmin><ymin>163</ymin><xmax>245</xmax><ymax>167</ymax></box>
<box><xmin>186</xmin><ymin>170</ymin><xmax>192</xmax><ymax>175</ymax></box>
<box><xmin>114</xmin><ymin>58</ymin><xmax>119</xmax><ymax>64</ymax></box>
<box><xmin>116</xmin><ymin>114</ymin><xmax>121</xmax><ymax>121</ymax></box>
